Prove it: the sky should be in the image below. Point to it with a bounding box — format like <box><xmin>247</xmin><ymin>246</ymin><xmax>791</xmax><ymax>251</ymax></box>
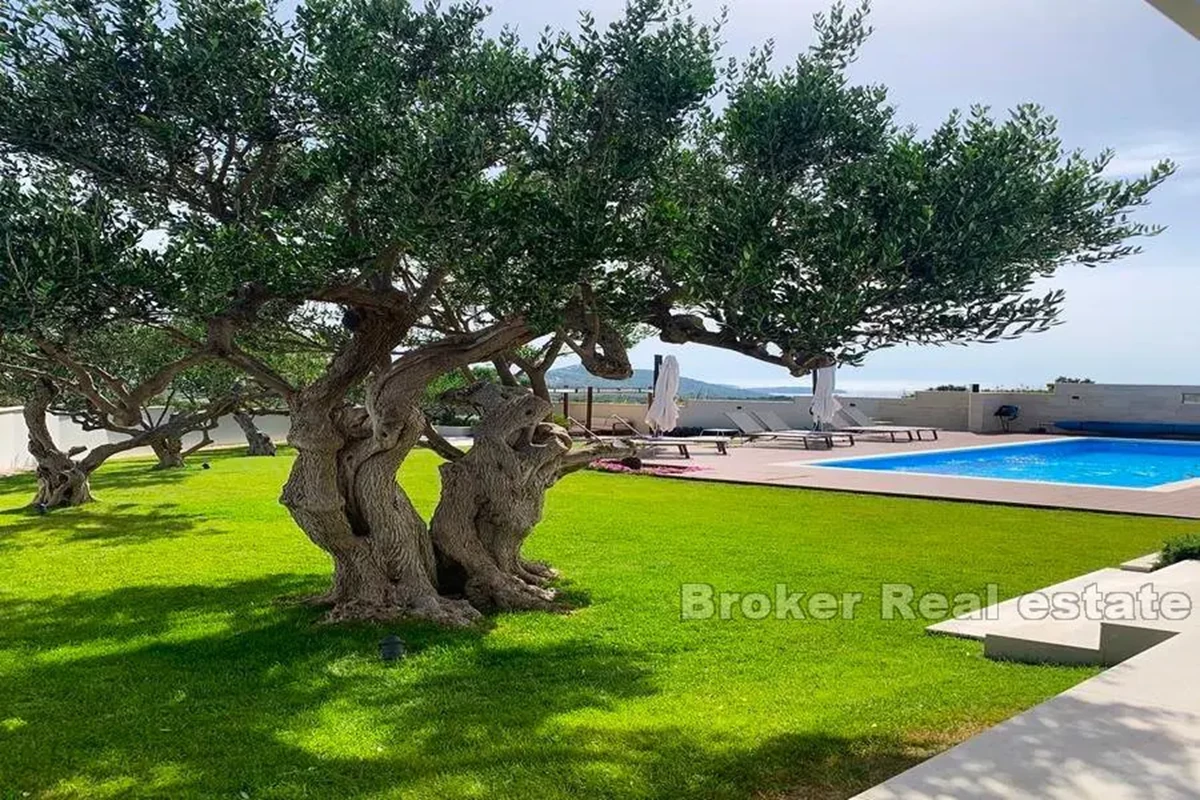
<box><xmin>484</xmin><ymin>0</ymin><xmax>1200</xmax><ymax>394</ymax></box>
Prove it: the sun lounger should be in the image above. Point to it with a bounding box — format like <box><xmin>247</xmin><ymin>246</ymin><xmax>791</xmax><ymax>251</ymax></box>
<box><xmin>836</xmin><ymin>406</ymin><xmax>938</xmax><ymax>441</ymax></box>
<box><xmin>776</xmin><ymin>430</ymin><xmax>855</xmax><ymax>449</ymax></box>
<box><xmin>724</xmin><ymin>411</ymin><xmax>854</xmax><ymax>449</ymax></box>
<box><xmin>566</xmin><ymin>414</ymin><xmax>646</xmax><ymax>440</ymax></box>
<box><xmin>838</xmin><ymin>424</ymin><xmax>937</xmax><ymax>442</ymax></box>
<box><xmin>751</xmin><ymin>409</ymin><xmax>856</xmax><ymax>448</ymax></box>
<box><xmin>625</xmin><ymin>435</ymin><xmax>731</xmax><ymax>458</ymax></box>
<box><xmin>751</xmin><ymin>409</ymin><xmax>817</xmax><ymax>434</ymax></box>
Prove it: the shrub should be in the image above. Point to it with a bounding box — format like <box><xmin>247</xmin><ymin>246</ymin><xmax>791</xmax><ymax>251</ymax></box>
<box><xmin>1158</xmin><ymin>533</ymin><xmax>1200</xmax><ymax>567</ymax></box>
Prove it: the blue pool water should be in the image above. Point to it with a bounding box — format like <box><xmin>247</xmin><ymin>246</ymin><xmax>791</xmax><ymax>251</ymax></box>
<box><xmin>817</xmin><ymin>438</ymin><xmax>1200</xmax><ymax>489</ymax></box>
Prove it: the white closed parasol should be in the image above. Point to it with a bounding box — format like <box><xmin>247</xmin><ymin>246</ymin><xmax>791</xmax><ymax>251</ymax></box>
<box><xmin>810</xmin><ymin>365</ymin><xmax>840</xmax><ymax>430</ymax></box>
<box><xmin>645</xmin><ymin>356</ymin><xmax>681</xmax><ymax>434</ymax></box>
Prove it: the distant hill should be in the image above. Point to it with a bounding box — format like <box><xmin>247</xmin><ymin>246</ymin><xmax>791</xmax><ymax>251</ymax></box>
<box><xmin>545</xmin><ymin>365</ymin><xmax>811</xmax><ymax>399</ymax></box>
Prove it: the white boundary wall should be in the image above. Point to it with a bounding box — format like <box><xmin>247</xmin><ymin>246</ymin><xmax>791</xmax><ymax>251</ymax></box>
<box><xmin>4</xmin><ymin>382</ymin><xmax>1200</xmax><ymax>473</ymax></box>
<box><xmin>0</xmin><ymin>406</ymin><xmax>292</xmax><ymax>474</ymax></box>
<box><xmin>674</xmin><ymin>382</ymin><xmax>1200</xmax><ymax>434</ymax></box>
<box><xmin>961</xmin><ymin>382</ymin><xmax>1200</xmax><ymax>433</ymax></box>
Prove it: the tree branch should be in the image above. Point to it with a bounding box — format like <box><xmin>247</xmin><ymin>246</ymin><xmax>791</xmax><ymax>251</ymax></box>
<box><xmin>422</xmin><ymin>417</ymin><xmax>467</xmax><ymax>461</ymax></box>
<box><xmin>203</xmin><ymin>319</ymin><xmax>299</xmax><ymax>404</ymax></box>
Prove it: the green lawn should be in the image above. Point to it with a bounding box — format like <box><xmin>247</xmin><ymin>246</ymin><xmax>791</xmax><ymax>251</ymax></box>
<box><xmin>0</xmin><ymin>449</ymin><xmax>1191</xmax><ymax>799</ymax></box>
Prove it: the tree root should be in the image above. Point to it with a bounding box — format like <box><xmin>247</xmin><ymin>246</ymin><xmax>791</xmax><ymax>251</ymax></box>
<box><xmin>465</xmin><ymin>572</ymin><xmax>565</xmax><ymax>613</ymax></box>
<box><xmin>316</xmin><ymin>594</ymin><xmax>483</xmax><ymax>627</ymax></box>
<box><xmin>519</xmin><ymin>559</ymin><xmax>559</xmax><ymax>586</ymax></box>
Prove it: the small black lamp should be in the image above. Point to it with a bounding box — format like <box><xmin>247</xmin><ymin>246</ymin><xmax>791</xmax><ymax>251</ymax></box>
<box><xmin>379</xmin><ymin>634</ymin><xmax>406</xmax><ymax>664</ymax></box>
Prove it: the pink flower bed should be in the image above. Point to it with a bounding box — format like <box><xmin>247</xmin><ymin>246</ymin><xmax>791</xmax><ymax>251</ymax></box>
<box><xmin>590</xmin><ymin>459</ymin><xmax>708</xmax><ymax>477</ymax></box>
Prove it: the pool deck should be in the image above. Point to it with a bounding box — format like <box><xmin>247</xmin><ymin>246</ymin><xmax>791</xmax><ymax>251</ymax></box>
<box><xmin>640</xmin><ymin>432</ymin><xmax>1200</xmax><ymax>519</ymax></box>
<box><xmin>851</xmin><ymin>559</ymin><xmax>1200</xmax><ymax>799</ymax></box>
<box><xmin>852</xmin><ymin>619</ymin><xmax>1200</xmax><ymax>799</ymax></box>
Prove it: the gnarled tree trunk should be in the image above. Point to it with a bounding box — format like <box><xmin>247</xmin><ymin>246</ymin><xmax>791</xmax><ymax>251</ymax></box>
<box><xmin>151</xmin><ymin>436</ymin><xmax>186</xmax><ymax>470</ymax></box>
<box><xmin>21</xmin><ymin>381</ymin><xmax>238</xmax><ymax>507</ymax></box>
<box><xmin>24</xmin><ymin>380</ymin><xmax>94</xmax><ymax>508</ymax></box>
<box><xmin>281</xmin><ymin>395</ymin><xmax>479</xmax><ymax>626</ymax></box>
<box><xmin>430</xmin><ymin>383</ymin><xmax>625</xmax><ymax>611</ymax></box>
<box><xmin>284</xmin><ymin>383</ymin><xmax>619</xmax><ymax>623</ymax></box>
<box><xmin>268</xmin><ymin>314</ymin><xmax>626</xmax><ymax>625</ymax></box>
<box><xmin>151</xmin><ymin>414</ymin><xmax>220</xmax><ymax>469</ymax></box>
<box><xmin>234</xmin><ymin>411</ymin><xmax>276</xmax><ymax>456</ymax></box>
<box><xmin>271</xmin><ymin>315</ymin><xmax>538</xmax><ymax>625</ymax></box>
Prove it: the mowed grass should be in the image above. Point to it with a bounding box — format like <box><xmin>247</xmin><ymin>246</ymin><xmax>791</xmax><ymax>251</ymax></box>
<box><xmin>0</xmin><ymin>449</ymin><xmax>1191</xmax><ymax>800</ymax></box>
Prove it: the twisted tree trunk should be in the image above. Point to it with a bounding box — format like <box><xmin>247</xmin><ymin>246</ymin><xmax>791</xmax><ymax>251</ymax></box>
<box><xmin>151</xmin><ymin>413</ymin><xmax>220</xmax><ymax>469</ymax></box>
<box><xmin>271</xmin><ymin>316</ymin><xmax>538</xmax><ymax>625</ymax></box>
<box><xmin>151</xmin><ymin>436</ymin><xmax>186</xmax><ymax>469</ymax></box>
<box><xmin>234</xmin><ymin>411</ymin><xmax>276</xmax><ymax>456</ymax></box>
<box><xmin>266</xmin><ymin>313</ymin><xmax>636</xmax><ymax>624</ymax></box>
<box><xmin>24</xmin><ymin>380</ymin><xmax>94</xmax><ymax>508</ymax></box>
<box><xmin>23</xmin><ymin>381</ymin><xmax>236</xmax><ymax>507</ymax></box>
<box><xmin>430</xmin><ymin>384</ymin><xmax>626</xmax><ymax>611</ymax></box>
<box><xmin>280</xmin><ymin>396</ymin><xmax>480</xmax><ymax>626</ymax></box>
<box><xmin>284</xmin><ymin>383</ymin><xmax>619</xmax><ymax>622</ymax></box>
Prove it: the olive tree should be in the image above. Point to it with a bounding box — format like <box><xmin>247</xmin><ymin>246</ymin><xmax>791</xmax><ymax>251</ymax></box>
<box><xmin>643</xmin><ymin>4</ymin><xmax>1172</xmax><ymax>370</ymax></box>
<box><xmin>0</xmin><ymin>0</ymin><xmax>1169</xmax><ymax>622</ymax></box>
<box><xmin>0</xmin><ymin>0</ymin><xmax>713</xmax><ymax>622</ymax></box>
<box><xmin>0</xmin><ymin>168</ymin><xmax>240</xmax><ymax>504</ymax></box>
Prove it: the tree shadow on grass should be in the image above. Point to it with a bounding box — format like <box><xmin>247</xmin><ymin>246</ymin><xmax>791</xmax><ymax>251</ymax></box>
<box><xmin>0</xmin><ymin>469</ymin><xmax>38</xmax><ymax>496</ymax></box>
<box><xmin>583</xmin><ymin>726</ymin><xmax>935</xmax><ymax>800</ymax></box>
<box><xmin>0</xmin><ymin>575</ymin><xmax>654</xmax><ymax>798</ymax></box>
<box><xmin>0</xmin><ymin>501</ymin><xmax>216</xmax><ymax>550</ymax></box>
<box><xmin>87</xmin><ymin>447</ymin><xmax>265</xmax><ymax>490</ymax></box>
<box><xmin>0</xmin><ymin>574</ymin><xmax>1067</xmax><ymax>800</ymax></box>
<box><xmin>0</xmin><ymin>448</ymin><xmax>269</xmax><ymax>510</ymax></box>
<box><xmin>0</xmin><ymin>574</ymin><xmax>321</xmax><ymax>650</ymax></box>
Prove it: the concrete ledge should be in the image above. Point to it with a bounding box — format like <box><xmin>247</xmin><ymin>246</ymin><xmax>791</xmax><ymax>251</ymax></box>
<box><xmin>926</xmin><ymin>568</ymin><xmax>1122</xmax><ymax>642</ymax></box>
<box><xmin>1119</xmin><ymin>552</ymin><xmax>1163</xmax><ymax>572</ymax></box>
<box><xmin>983</xmin><ymin>623</ymin><xmax>1183</xmax><ymax>668</ymax></box>
<box><xmin>928</xmin><ymin>562</ymin><xmax>1200</xmax><ymax>663</ymax></box>
<box><xmin>853</xmin><ymin>628</ymin><xmax>1200</xmax><ymax>799</ymax></box>
<box><xmin>1099</xmin><ymin>623</ymin><xmax>1179</xmax><ymax>667</ymax></box>
<box><xmin>984</xmin><ymin>633</ymin><xmax>1101</xmax><ymax>666</ymax></box>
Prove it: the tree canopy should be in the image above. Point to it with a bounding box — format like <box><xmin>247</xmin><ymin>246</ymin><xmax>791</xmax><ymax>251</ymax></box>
<box><xmin>0</xmin><ymin>0</ymin><xmax>1172</xmax><ymax>621</ymax></box>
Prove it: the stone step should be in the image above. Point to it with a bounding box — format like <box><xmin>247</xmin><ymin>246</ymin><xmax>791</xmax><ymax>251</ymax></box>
<box><xmin>853</xmin><ymin>627</ymin><xmax>1200</xmax><ymax>799</ymax></box>
<box><xmin>927</xmin><ymin>568</ymin><xmax>1124</xmax><ymax>642</ymax></box>
<box><xmin>984</xmin><ymin>632</ymin><xmax>1101</xmax><ymax>665</ymax></box>
<box><xmin>929</xmin><ymin>561</ymin><xmax>1200</xmax><ymax>665</ymax></box>
<box><xmin>1119</xmin><ymin>552</ymin><xmax>1162</xmax><ymax>572</ymax></box>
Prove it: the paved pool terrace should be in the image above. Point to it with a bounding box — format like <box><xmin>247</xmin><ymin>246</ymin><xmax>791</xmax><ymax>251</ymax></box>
<box><xmin>639</xmin><ymin>432</ymin><xmax>1200</xmax><ymax>519</ymax></box>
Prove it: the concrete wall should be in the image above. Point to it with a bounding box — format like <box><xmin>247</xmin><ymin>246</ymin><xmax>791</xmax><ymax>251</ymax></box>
<box><xmin>674</xmin><ymin>398</ymin><xmax>813</xmax><ymax>430</ymax></box>
<box><xmin>839</xmin><ymin>391</ymin><xmax>970</xmax><ymax>430</ymax></box>
<box><xmin>4</xmin><ymin>382</ymin><xmax>1199</xmax><ymax>473</ymax></box>
<box><xmin>670</xmin><ymin>393</ymin><xmax>969</xmax><ymax>431</ymax></box>
<box><xmin>0</xmin><ymin>406</ymin><xmax>292</xmax><ymax>474</ymax></box>
<box><xmin>963</xmin><ymin>383</ymin><xmax>1200</xmax><ymax>434</ymax></box>
<box><xmin>671</xmin><ymin>383</ymin><xmax>1200</xmax><ymax>435</ymax></box>
<box><xmin>558</xmin><ymin>396</ymin><xmax>653</xmax><ymax>432</ymax></box>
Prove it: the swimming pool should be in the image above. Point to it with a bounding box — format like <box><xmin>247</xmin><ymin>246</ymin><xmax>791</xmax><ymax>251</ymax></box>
<box><xmin>815</xmin><ymin>438</ymin><xmax>1200</xmax><ymax>490</ymax></box>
